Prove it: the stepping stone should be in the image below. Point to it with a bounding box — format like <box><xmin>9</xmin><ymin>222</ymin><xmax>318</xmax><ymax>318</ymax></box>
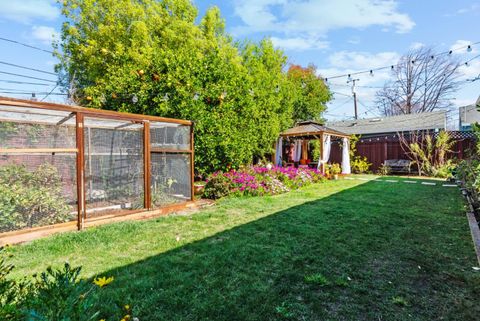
<box><xmin>403</xmin><ymin>180</ymin><xmax>417</xmax><ymax>183</ymax></box>
<box><xmin>344</xmin><ymin>177</ymin><xmax>355</xmax><ymax>180</ymax></box>
<box><xmin>421</xmin><ymin>182</ymin><xmax>436</xmax><ymax>186</ymax></box>
<box><xmin>442</xmin><ymin>184</ymin><xmax>457</xmax><ymax>187</ymax></box>
<box><xmin>385</xmin><ymin>180</ymin><xmax>398</xmax><ymax>183</ymax></box>
<box><xmin>357</xmin><ymin>178</ymin><xmax>369</xmax><ymax>181</ymax></box>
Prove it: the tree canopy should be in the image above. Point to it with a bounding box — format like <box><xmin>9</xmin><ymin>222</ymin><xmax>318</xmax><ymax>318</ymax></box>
<box><xmin>57</xmin><ymin>0</ymin><xmax>331</xmax><ymax>174</ymax></box>
<box><xmin>375</xmin><ymin>47</ymin><xmax>460</xmax><ymax>116</ymax></box>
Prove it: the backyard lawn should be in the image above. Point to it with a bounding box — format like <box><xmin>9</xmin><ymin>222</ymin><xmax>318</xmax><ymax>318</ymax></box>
<box><xmin>8</xmin><ymin>176</ymin><xmax>480</xmax><ymax>320</ymax></box>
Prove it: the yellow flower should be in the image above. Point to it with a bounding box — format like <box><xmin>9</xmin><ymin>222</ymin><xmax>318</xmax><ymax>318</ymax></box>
<box><xmin>100</xmin><ymin>319</ymin><xmax>106</xmax><ymax>321</ymax></box>
<box><xmin>93</xmin><ymin>276</ymin><xmax>114</xmax><ymax>288</ymax></box>
<box><xmin>124</xmin><ymin>305</ymin><xmax>130</xmax><ymax>310</ymax></box>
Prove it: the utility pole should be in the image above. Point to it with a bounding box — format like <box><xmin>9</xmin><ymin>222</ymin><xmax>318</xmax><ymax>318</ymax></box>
<box><xmin>347</xmin><ymin>78</ymin><xmax>360</xmax><ymax>119</ymax></box>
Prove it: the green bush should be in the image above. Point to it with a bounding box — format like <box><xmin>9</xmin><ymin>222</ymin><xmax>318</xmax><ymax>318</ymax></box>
<box><xmin>204</xmin><ymin>174</ymin><xmax>232</xmax><ymax>199</ymax></box>
<box><xmin>0</xmin><ymin>163</ymin><xmax>72</xmax><ymax>232</ymax></box>
<box><xmin>0</xmin><ymin>248</ymin><xmax>134</xmax><ymax>321</ymax></box>
<box><xmin>350</xmin><ymin>157</ymin><xmax>371</xmax><ymax>174</ymax></box>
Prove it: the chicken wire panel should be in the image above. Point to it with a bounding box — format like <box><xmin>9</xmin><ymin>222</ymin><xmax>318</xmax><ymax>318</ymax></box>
<box><xmin>151</xmin><ymin>153</ymin><xmax>191</xmax><ymax>208</ymax></box>
<box><xmin>0</xmin><ymin>153</ymin><xmax>77</xmax><ymax>233</ymax></box>
<box><xmin>84</xmin><ymin>118</ymin><xmax>144</xmax><ymax>217</ymax></box>
<box><xmin>150</xmin><ymin>122</ymin><xmax>190</xmax><ymax>150</ymax></box>
<box><xmin>0</xmin><ymin>106</ymin><xmax>76</xmax><ymax>149</ymax></box>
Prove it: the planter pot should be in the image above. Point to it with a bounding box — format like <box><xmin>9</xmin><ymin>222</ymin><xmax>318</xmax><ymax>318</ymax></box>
<box><xmin>333</xmin><ymin>174</ymin><xmax>339</xmax><ymax>180</ymax></box>
<box><xmin>194</xmin><ymin>184</ymin><xmax>205</xmax><ymax>195</ymax></box>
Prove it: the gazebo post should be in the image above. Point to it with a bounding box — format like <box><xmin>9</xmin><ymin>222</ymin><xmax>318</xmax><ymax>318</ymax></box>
<box><xmin>319</xmin><ymin>132</ymin><xmax>324</xmax><ymax>174</ymax></box>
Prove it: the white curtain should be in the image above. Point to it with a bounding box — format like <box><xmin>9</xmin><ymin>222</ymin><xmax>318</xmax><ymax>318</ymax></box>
<box><xmin>341</xmin><ymin>137</ymin><xmax>351</xmax><ymax>174</ymax></box>
<box><xmin>275</xmin><ymin>137</ymin><xmax>283</xmax><ymax>166</ymax></box>
<box><xmin>293</xmin><ymin>140</ymin><xmax>302</xmax><ymax>162</ymax></box>
<box><xmin>317</xmin><ymin>134</ymin><xmax>331</xmax><ymax>170</ymax></box>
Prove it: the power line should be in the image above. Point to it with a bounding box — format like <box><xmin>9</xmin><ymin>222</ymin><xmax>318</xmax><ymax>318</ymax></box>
<box><xmin>0</xmin><ymin>60</ymin><xmax>57</xmax><ymax>76</ymax></box>
<box><xmin>0</xmin><ymin>91</ymin><xmax>66</xmax><ymax>96</ymax></box>
<box><xmin>0</xmin><ymin>70</ymin><xmax>57</xmax><ymax>83</ymax></box>
<box><xmin>0</xmin><ymin>79</ymin><xmax>52</xmax><ymax>86</ymax></box>
<box><xmin>0</xmin><ymin>36</ymin><xmax>54</xmax><ymax>55</ymax></box>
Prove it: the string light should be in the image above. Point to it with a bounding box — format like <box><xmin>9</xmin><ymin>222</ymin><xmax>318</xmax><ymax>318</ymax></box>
<box><xmin>193</xmin><ymin>92</ymin><xmax>199</xmax><ymax>100</ymax></box>
<box><xmin>131</xmin><ymin>94</ymin><xmax>138</xmax><ymax>103</ymax></box>
<box><xmin>467</xmin><ymin>45</ymin><xmax>472</xmax><ymax>52</ymax></box>
<box><xmin>369</xmin><ymin>70</ymin><xmax>374</xmax><ymax>77</ymax></box>
<box><xmin>322</xmin><ymin>40</ymin><xmax>480</xmax><ymax>81</ymax></box>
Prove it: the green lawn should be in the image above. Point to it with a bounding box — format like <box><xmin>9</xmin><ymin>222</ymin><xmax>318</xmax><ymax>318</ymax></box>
<box><xmin>8</xmin><ymin>176</ymin><xmax>480</xmax><ymax>320</ymax></box>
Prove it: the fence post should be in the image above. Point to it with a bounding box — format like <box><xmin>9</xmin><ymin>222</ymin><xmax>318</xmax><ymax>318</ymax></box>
<box><xmin>143</xmin><ymin>121</ymin><xmax>151</xmax><ymax>210</ymax></box>
<box><xmin>76</xmin><ymin>113</ymin><xmax>86</xmax><ymax>230</ymax></box>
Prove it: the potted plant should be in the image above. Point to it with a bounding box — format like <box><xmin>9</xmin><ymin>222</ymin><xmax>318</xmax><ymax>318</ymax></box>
<box><xmin>329</xmin><ymin>163</ymin><xmax>341</xmax><ymax>180</ymax></box>
<box><xmin>194</xmin><ymin>181</ymin><xmax>206</xmax><ymax>195</ymax></box>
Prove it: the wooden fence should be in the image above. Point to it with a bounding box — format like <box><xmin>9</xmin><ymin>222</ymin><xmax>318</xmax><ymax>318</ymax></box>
<box><xmin>330</xmin><ymin>131</ymin><xmax>476</xmax><ymax>172</ymax></box>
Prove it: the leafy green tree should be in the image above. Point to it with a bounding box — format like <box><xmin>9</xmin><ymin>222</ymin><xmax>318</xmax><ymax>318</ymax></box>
<box><xmin>56</xmin><ymin>0</ymin><xmax>331</xmax><ymax>174</ymax></box>
<box><xmin>287</xmin><ymin>64</ymin><xmax>331</xmax><ymax>122</ymax></box>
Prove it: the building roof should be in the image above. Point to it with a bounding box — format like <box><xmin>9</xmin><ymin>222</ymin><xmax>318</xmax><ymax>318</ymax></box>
<box><xmin>280</xmin><ymin>120</ymin><xmax>349</xmax><ymax>138</ymax></box>
<box><xmin>327</xmin><ymin>111</ymin><xmax>446</xmax><ymax>135</ymax></box>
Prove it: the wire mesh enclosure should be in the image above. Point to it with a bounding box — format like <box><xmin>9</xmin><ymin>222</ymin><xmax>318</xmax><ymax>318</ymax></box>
<box><xmin>0</xmin><ymin>97</ymin><xmax>193</xmax><ymax>236</ymax></box>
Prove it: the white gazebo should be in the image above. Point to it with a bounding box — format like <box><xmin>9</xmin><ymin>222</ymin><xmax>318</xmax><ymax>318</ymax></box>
<box><xmin>275</xmin><ymin>121</ymin><xmax>351</xmax><ymax>174</ymax></box>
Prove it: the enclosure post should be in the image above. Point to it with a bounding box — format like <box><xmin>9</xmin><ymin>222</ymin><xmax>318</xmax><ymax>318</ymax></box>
<box><xmin>190</xmin><ymin>123</ymin><xmax>195</xmax><ymax>201</ymax></box>
<box><xmin>76</xmin><ymin>113</ymin><xmax>86</xmax><ymax>230</ymax></box>
<box><xmin>143</xmin><ymin>121</ymin><xmax>151</xmax><ymax>210</ymax></box>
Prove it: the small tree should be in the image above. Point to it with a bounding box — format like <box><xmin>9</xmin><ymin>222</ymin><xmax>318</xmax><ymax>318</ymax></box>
<box><xmin>398</xmin><ymin>130</ymin><xmax>455</xmax><ymax>177</ymax></box>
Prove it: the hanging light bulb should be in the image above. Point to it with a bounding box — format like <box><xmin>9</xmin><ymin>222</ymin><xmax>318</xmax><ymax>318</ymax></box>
<box><xmin>430</xmin><ymin>55</ymin><xmax>435</xmax><ymax>60</ymax></box>
<box><xmin>161</xmin><ymin>93</ymin><xmax>169</xmax><ymax>102</ymax></box>
<box><xmin>193</xmin><ymin>92</ymin><xmax>199</xmax><ymax>100</ymax></box>
<box><xmin>369</xmin><ymin>70</ymin><xmax>374</xmax><ymax>77</ymax></box>
<box><xmin>132</xmin><ymin>94</ymin><xmax>138</xmax><ymax>104</ymax></box>
<box><xmin>448</xmin><ymin>50</ymin><xmax>453</xmax><ymax>55</ymax></box>
<box><xmin>275</xmin><ymin>85</ymin><xmax>280</xmax><ymax>93</ymax></box>
<box><xmin>465</xmin><ymin>61</ymin><xmax>469</xmax><ymax>67</ymax></box>
<box><xmin>249</xmin><ymin>88</ymin><xmax>255</xmax><ymax>95</ymax></box>
<box><xmin>301</xmin><ymin>82</ymin><xmax>306</xmax><ymax>88</ymax></box>
<box><xmin>467</xmin><ymin>45</ymin><xmax>472</xmax><ymax>52</ymax></box>
<box><xmin>324</xmin><ymin>78</ymin><xmax>328</xmax><ymax>83</ymax></box>
<box><xmin>347</xmin><ymin>74</ymin><xmax>352</xmax><ymax>82</ymax></box>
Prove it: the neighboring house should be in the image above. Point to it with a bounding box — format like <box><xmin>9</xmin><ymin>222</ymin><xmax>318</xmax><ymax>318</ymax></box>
<box><xmin>327</xmin><ymin>111</ymin><xmax>446</xmax><ymax>139</ymax></box>
<box><xmin>459</xmin><ymin>104</ymin><xmax>480</xmax><ymax>131</ymax></box>
<box><xmin>326</xmin><ymin>111</ymin><xmax>473</xmax><ymax>171</ymax></box>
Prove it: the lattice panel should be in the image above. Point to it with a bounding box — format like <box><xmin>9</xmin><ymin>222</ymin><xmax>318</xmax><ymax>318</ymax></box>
<box><xmin>151</xmin><ymin>153</ymin><xmax>191</xmax><ymax>208</ymax></box>
<box><xmin>84</xmin><ymin>118</ymin><xmax>144</xmax><ymax>217</ymax></box>
<box><xmin>0</xmin><ymin>154</ymin><xmax>77</xmax><ymax>233</ymax></box>
<box><xmin>150</xmin><ymin>122</ymin><xmax>190</xmax><ymax>151</ymax></box>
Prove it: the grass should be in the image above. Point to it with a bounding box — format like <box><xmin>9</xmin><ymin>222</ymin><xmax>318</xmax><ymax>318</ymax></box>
<box><xmin>8</xmin><ymin>176</ymin><xmax>480</xmax><ymax>320</ymax></box>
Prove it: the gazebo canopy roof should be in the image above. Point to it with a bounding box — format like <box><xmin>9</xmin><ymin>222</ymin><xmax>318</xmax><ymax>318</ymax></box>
<box><xmin>280</xmin><ymin>120</ymin><xmax>350</xmax><ymax>139</ymax></box>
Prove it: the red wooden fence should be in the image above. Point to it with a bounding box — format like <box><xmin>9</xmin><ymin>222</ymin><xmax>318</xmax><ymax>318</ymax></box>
<box><xmin>330</xmin><ymin>132</ymin><xmax>476</xmax><ymax>172</ymax></box>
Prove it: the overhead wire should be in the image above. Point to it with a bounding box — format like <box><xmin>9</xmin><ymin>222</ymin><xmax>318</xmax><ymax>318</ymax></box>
<box><xmin>0</xmin><ymin>36</ymin><xmax>55</xmax><ymax>55</ymax></box>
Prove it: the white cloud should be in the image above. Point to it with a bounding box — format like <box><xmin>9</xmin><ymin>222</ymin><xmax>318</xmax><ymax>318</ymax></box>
<box><xmin>233</xmin><ymin>0</ymin><xmax>415</xmax><ymax>46</ymax></box>
<box><xmin>457</xmin><ymin>60</ymin><xmax>480</xmax><ymax>79</ymax></box>
<box><xmin>0</xmin><ymin>1</ymin><xmax>59</xmax><ymax>24</ymax></box>
<box><xmin>450</xmin><ymin>39</ymin><xmax>477</xmax><ymax>54</ymax></box>
<box><xmin>327</xmin><ymin>51</ymin><xmax>399</xmax><ymax>70</ymax></box>
<box><xmin>270</xmin><ymin>36</ymin><xmax>329</xmax><ymax>51</ymax></box>
<box><xmin>409</xmin><ymin>42</ymin><xmax>425</xmax><ymax>50</ymax></box>
<box><xmin>31</xmin><ymin>25</ymin><xmax>59</xmax><ymax>45</ymax></box>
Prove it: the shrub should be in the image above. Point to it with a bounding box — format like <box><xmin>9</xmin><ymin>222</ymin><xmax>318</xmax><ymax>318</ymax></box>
<box><xmin>377</xmin><ymin>163</ymin><xmax>391</xmax><ymax>176</ymax></box>
<box><xmin>350</xmin><ymin>157</ymin><xmax>371</xmax><ymax>174</ymax></box>
<box><xmin>0</xmin><ymin>247</ymin><xmax>134</xmax><ymax>321</ymax></box>
<box><xmin>204</xmin><ymin>166</ymin><xmax>325</xmax><ymax>199</ymax></box>
<box><xmin>0</xmin><ymin>163</ymin><xmax>72</xmax><ymax>232</ymax></box>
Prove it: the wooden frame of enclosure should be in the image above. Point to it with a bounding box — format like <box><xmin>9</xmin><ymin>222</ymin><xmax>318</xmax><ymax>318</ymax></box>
<box><xmin>0</xmin><ymin>97</ymin><xmax>194</xmax><ymax>237</ymax></box>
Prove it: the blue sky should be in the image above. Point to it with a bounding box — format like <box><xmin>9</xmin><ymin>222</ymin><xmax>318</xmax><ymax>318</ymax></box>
<box><xmin>0</xmin><ymin>0</ymin><xmax>479</xmax><ymax>124</ymax></box>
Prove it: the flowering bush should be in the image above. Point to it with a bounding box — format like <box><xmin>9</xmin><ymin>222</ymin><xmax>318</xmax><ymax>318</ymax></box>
<box><xmin>204</xmin><ymin>166</ymin><xmax>325</xmax><ymax>199</ymax></box>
